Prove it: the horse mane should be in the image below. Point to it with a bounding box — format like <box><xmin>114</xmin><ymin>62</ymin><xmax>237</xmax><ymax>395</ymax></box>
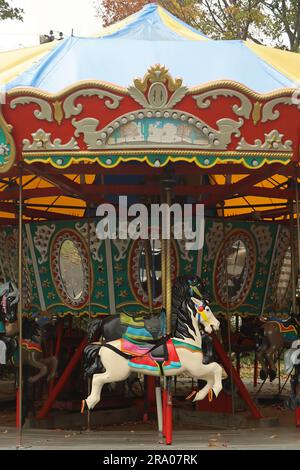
<box><xmin>87</xmin><ymin>319</ymin><xmax>104</xmax><ymax>343</ymax></box>
<box><xmin>172</xmin><ymin>277</ymin><xmax>199</xmax><ymax>341</ymax></box>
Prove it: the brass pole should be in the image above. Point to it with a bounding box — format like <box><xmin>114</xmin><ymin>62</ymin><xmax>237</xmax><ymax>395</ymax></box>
<box><xmin>165</xmin><ymin>189</ymin><xmax>172</xmax><ymax>336</ymax></box>
<box><xmin>144</xmin><ymin>240</ymin><xmax>153</xmax><ymax>313</ymax></box>
<box><xmin>17</xmin><ymin>166</ymin><xmax>23</xmax><ymax>447</ymax></box>
<box><xmin>87</xmin><ymin>219</ymin><xmax>91</xmax><ymax>431</ymax></box>
<box><xmin>294</xmin><ymin>168</ymin><xmax>300</xmax><ymax>283</ymax></box>
<box><xmin>290</xmin><ymin>202</ymin><xmax>297</xmax><ymax>315</ymax></box>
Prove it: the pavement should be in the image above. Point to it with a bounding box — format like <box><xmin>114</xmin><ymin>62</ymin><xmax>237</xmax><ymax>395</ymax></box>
<box><xmin>1</xmin><ymin>424</ymin><xmax>300</xmax><ymax>450</ymax></box>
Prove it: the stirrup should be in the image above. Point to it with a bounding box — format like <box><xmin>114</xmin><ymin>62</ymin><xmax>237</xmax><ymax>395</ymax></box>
<box><xmin>81</xmin><ymin>399</ymin><xmax>86</xmax><ymax>414</ymax></box>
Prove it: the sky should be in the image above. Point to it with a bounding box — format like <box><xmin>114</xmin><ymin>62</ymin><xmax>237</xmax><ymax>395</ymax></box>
<box><xmin>0</xmin><ymin>0</ymin><xmax>102</xmax><ymax>51</ymax></box>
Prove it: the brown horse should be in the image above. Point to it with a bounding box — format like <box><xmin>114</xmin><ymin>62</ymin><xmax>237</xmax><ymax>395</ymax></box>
<box><xmin>257</xmin><ymin>315</ymin><xmax>300</xmax><ymax>381</ymax></box>
<box><xmin>0</xmin><ymin>282</ymin><xmax>58</xmax><ymax>383</ymax></box>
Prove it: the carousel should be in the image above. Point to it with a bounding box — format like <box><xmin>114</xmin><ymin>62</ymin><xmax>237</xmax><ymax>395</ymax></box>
<box><xmin>0</xmin><ymin>2</ymin><xmax>300</xmax><ymax>447</ymax></box>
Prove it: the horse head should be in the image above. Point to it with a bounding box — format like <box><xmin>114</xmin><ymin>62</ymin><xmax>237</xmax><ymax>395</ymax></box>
<box><xmin>0</xmin><ymin>282</ymin><xmax>19</xmax><ymax>323</ymax></box>
<box><xmin>190</xmin><ymin>296</ymin><xmax>220</xmax><ymax>334</ymax></box>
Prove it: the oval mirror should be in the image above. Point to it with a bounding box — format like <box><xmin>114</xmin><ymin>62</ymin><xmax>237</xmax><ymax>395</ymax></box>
<box><xmin>226</xmin><ymin>239</ymin><xmax>247</xmax><ymax>299</ymax></box>
<box><xmin>59</xmin><ymin>239</ymin><xmax>84</xmax><ymax>301</ymax></box>
<box><xmin>139</xmin><ymin>239</ymin><xmax>162</xmax><ymax>300</ymax></box>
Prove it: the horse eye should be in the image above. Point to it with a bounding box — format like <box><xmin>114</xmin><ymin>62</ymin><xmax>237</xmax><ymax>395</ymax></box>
<box><xmin>205</xmin><ymin>307</ymin><xmax>210</xmax><ymax>311</ymax></box>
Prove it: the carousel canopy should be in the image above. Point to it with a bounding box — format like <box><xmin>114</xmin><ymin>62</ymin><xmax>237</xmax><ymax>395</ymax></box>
<box><xmin>1</xmin><ymin>3</ymin><xmax>300</xmax><ymax>93</ymax></box>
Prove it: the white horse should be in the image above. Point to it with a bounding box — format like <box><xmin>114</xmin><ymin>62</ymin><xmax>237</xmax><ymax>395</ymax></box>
<box><xmin>82</xmin><ymin>293</ymin><xmax>223</xmax><ymax>411</ymax></box>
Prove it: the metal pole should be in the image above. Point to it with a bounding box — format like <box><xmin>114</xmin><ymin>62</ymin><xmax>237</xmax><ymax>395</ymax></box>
<box><xmin>144</xmin><ymin>240</ymin><xmax>153</xmax><ymax>313</ymax></box>
<box><xmin>222</xmin><ymin>207</ymin><xmax>235</xmax><ymax>415</ymax></box>
<box><xmin>294</xmin><ymin>169</ymin><xmax>300</xmax><ymax>310</ymax></box>
<box><xmin>290</xmin><ymin>203</ymin><xmax>297</xmax><ymax>315</ymax></box>
<box><xmin>165</xmin><ymin>189</ymin><xmax>172</xmax><ymax>336</ymax></box>
<box><xmin>17</xmin><ymin>166</ymin><xmax>23</xmax><ymax>447</ymax></box>
<box><xmin>87</xmin><ymin>219</ymin><xmax>91</xmax><ymax>431</ymax></box>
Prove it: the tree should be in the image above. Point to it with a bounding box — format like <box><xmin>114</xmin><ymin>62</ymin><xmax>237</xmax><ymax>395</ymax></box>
<box><xmin>263</xmin><ymin>1</ymin><xmax>300</xmax><ymax>52</ymax></box>
<box><xmin>192</xmin><ymin>1</ymin><xmax>268</xmax><ymax>42</ymax></box>
<box><xmin>0</xmin><ymin>0</ymin><xmax>23</xmax><ymax>21</ymax></box>
<box><xmin>97</xmin><ymin>0</ymin><xmax>300</xmax><ymax>51</ymax></box>
<box><xmin>97</xmin><ymin>0</ymin><xmax>200</xmax><ymax>28</ymax></box>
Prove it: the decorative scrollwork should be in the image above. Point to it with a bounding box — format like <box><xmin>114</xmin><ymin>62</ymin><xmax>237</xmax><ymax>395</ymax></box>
<box><xmin>204</xmin><ymin>222</ymin><xmax>232</xmax><ymax>262</ymax></box>
<box><xmin>262</xmin><ymin>97</ymin><xmax>300</xmax><ymax>123</ymax></box>
<box><xmin>237</xmin><ymin>129</ymin><xmax>293</xmax><ymax>151</ymax></box>
<box><xmin>133</xmin><ymin>64</ymin><xmax>183</xmax><ymax>93</ymax></box>
<box><xmin>128</xmin><ymin>64</ymin><xmax>188</xmax><ymax>110</ymax></box>
<box><xmin>250</xmin><ymin>224</ymin><xmax>273</xmax><ymax>264</ymax></box>
<box><xmin>33</xmin><ymin>225</ymin><xmax>56</xmax><ymax>264</ymax></box>
<box><xmin>193</xmin><ymin>89</ymin><xmax>253</xmax><ymax>119</ymax></box>
<box><xmin>10</xmin><ymin>97</ymin><xmax>53</xmax><ymax>122</ymax></box>
<box><xmin>75</xmin><ymin>221</ymin><xmax>103</xmax><ymax>263</ymax></box>
<box><xmin>63</xmin><ymin>88</ymin><xmax>123</xmax><ymax>119</ymax></box>
<box><xmin>23</xmin><ymin>128</ymin><xmax>79</xmax><ymax>151</ymax></box>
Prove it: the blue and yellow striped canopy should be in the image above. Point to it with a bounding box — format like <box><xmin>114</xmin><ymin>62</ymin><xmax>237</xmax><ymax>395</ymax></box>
<box><xmin>1</xmin><ymin>3</ymin><xmax>299</xmax><ymax>93</ymax></box>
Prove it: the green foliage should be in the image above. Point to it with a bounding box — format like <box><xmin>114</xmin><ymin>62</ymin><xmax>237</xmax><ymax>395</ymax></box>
<box><xmin>0</xmin><ymin>0</ymin><xmax>23</xmax><ymax>21</ymax></box>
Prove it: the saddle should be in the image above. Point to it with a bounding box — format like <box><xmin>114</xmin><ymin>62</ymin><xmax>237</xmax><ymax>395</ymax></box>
<box><xmin>121</xmin><ymin>338</ymin><xmax>181</xmax><ymax>375</ymax></box>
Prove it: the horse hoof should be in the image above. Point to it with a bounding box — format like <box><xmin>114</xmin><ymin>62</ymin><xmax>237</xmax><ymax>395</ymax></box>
<box><xmin>259</xmin><ymin>370</ymin><xmax>267</xmax><ymax>381</ymax></box>
<box><xmin>80</xmin><ymin>399</ymin><xmax>86</xmax><ymax>414</ymax></box>
<box><xmin>269</xmin><ymin>369</ymin><xmax>277</xmax><ymax>382</ymax></box>
<box><xmin>185</xmin><ymin>390</ymin><xmax>197</xmax><ymax>401</ymax></box>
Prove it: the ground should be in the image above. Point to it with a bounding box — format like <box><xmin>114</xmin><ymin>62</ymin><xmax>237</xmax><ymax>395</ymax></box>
<box><xmin>1</xmin><ymin>423</ymin><xmax>300</xmax><ymax>449</ymax></box>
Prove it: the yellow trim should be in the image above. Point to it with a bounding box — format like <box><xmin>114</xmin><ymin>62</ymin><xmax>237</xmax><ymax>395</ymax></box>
<box><xmin>246</xmin><ymin>42</ymin><xmax>300</xmax><ymax>84</ymax></box>
<box><xmin>6</xmin><ymin>78</ymin><xmax>298</xmax><ymax>101</ymax></box>
<box><xmin>158</xmin><ymin>6</ymin><xmax>208</xmax><ymax>41</ymax></box>
<box><xmin>23</xmin><ymin>153</ymin><xmax>292</xmax><ymax>170</ymax></box>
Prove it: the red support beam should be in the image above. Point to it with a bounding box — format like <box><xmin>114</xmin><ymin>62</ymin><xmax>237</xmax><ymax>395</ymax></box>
<box><xmin>211</xmin><ymin>332</ymin><xmax>262</xmax><ymax>419</ymax></box>
<box><xmin>37</xmin><ymin>337</ymin><xmax>88</xmax><ymax>419</ymax></box>
<box><xmin>0</xmin><ymin>202</ymin><xmax>81</xmax><ymax>220</ymax></box>
<box><xmin>203</xmin><ymin>163</ymin><xmax>291</xmax><ymax>208</ymax></box>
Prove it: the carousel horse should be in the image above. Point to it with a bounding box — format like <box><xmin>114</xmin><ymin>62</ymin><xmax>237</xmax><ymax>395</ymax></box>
<box><xmin>284</xmin><ymin>340</ymin><xmax>300</xmax><ymax>410</ymax></box>
<box><xmin>86</xmin><ymin>276</ymin><xmax>215</xmax><ymax>365</ymax></box>
<box><xmin>0</xmin><ymin>282</ymin><xmax>58</xmax><ymax>383</ymax></box>
<box><xmin>257</xmin><ymin>313</ymin><xmax>300</xmax><ymax>382</ymax></box>
<box><xmin>82</xmin><ymin>276</ymin><xmax>223</xmax><ymax>411</ymax></box>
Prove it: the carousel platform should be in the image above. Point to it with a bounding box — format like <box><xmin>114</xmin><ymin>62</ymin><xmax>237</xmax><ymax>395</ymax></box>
<box><xmin>0</xmin><ymin>423</ymin><xmax>299</xmax><ymax>450</ymax></box>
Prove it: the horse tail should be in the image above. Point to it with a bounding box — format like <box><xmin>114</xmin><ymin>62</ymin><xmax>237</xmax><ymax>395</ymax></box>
<box><xmin>87</xmin><ymin>319</ymin><xmax>103</xmax><ymax>343</ymax></box>
<box><xmin>83</xmin><ymin>343</ymin><xmax>103</xmax><ymax>379</ymax></box>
